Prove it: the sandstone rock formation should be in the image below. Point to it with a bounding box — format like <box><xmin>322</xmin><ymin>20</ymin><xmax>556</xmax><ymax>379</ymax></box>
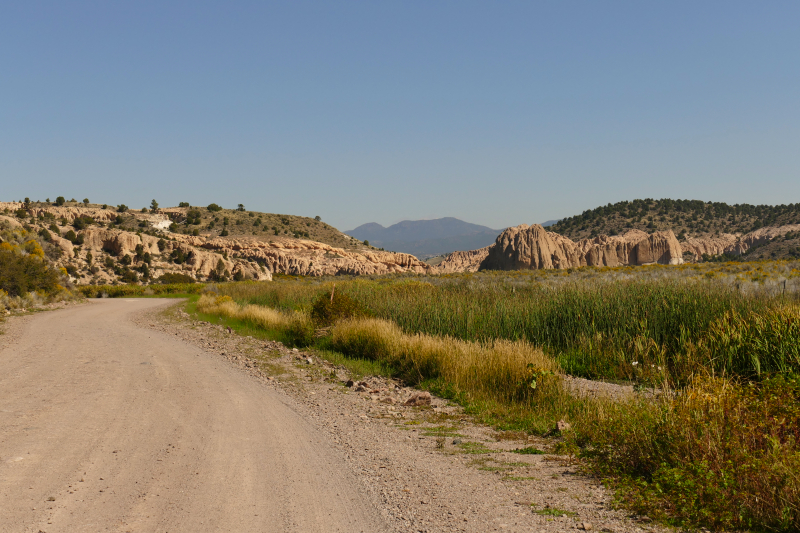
<box><xmin>0</xmin><ymin>202</ymin><xmax>119</xmax><ymax>223</ymax></box>
<box><xmin>436</xmin><ymin>224</ymin><xmax>684</xmax><ymax>272</ymax></box>
<box><xmin>2</xmin><ymin>202</ymin><xmax>437</xmax><ymax>284</ymax></box>
<box><xmin>0</xmin><ymin>215</ymin><xmax>22</xmax><ymax>228</ymax></box>
<box><xmin>435</xmin><ymin>247</ymin><xmax>491</xmax><ymax>273</ymax></box>
<box><xmin>481</xmin><ymin>224</ymin><xmax>577</xmax><ymax>270</ymax></box>
<box><xmin>74</xmin><ymin>228</ymin><xmax>270</xmax><ymax>283</ymax></box>
<box><xmin>196</xmin><ymin>236</ymin><xmax>433</xmax><ymax>277</ymax></box>
<box><xmin>680</xmin><ymin>234</ymin><xmax>742</xmax><ymax>257</ymax></box>
<box><xmin>680</xmin><ymin>224</ymin><xmax>800</xmax><ymax>258</ymax></box>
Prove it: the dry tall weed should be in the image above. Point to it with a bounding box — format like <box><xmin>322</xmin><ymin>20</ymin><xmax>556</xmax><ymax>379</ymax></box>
<box><xmin>196</xmin><ymin>294</ymin><xmax>314</xmax><ymax>345</ymax></box>
<box><xmin>330</xmin><ymin>317</ymin><xmax>559</xmax><ymax>402</ymax></box>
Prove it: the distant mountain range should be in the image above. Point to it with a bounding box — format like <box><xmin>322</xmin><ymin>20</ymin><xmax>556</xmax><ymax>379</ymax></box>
<box><xmin>345</xmin><ymin>217</ymin><xmax>503</xmax><ymax>259</ymax></box>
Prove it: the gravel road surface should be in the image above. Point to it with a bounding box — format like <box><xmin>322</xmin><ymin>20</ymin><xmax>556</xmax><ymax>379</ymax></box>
<box><xmin>0</xmin><ymin>299</ymin><xmax>387</xmax><ymax>533</ymax></box>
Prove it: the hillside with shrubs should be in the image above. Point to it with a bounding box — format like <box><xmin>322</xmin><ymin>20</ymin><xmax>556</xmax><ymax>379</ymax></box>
<box><xmin>0</xmin><ymin>198</ymin><xmax>429</xmax><ymax>287</ymax></box>
<box><xmin>548</xmin><ymin>198</ymin><xmax>800</xmax><ymax>259</ymax></box>
<box><xmin>0</xmin><ymin>221</ymin><xmax>78</xmax><ymax>311</ymax></box>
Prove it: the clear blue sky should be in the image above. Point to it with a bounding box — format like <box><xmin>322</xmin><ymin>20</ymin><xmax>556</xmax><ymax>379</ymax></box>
<box><xmin>2</xmin><ymin>1</ymin><xmax>799</xmax><ymax>231</ymax></box>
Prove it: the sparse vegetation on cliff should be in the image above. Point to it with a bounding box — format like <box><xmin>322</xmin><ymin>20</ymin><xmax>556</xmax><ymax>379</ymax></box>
<box><xmin>550</xmin><ymin>198</ymin><xmax>800</xmax><ymax>247</ymax></box>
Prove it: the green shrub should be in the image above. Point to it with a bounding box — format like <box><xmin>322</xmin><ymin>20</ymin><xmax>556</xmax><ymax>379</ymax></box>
<box><xmin>310</xmin><ymin>290</ymin><xmax>368</xmax><ymax>327</ymax></box>
<box><xmin>207</xmin><ymin>203</ymin><xmax>222</xmax><ymax>212</ymax></box>
<box><xmin>157</xmin><ymin>272</ymin><xmax>196</xmax><ymax>284</ymax></box>
<box><xmin>186</xmin><ymin>210</ymin><xmax>202</xmax><ymax>225</ymax></box>
<box><xmin>579</xmin><ymin>375</ymin><xmax>800</xmax><ymax>531</ymax></box>
<box><xmin>117</xmin><ymin>204</ymin><xmax>128</xmax><ymax>213</ymax></box>
<box><xmin>169</xmin><ymin>249</ymin><xmax>188</xmax><ymax>264</ymax></box>
<box><xmin>0</xmin><ymin>248</ymin><xmax>61</xmax><ymax>296</ymax></box>
<box><xmin>55</xmin><ymin>196</ymin><xmax>65</xmax><ymax>206</ymax></box>
<box><xmin>72</xmin><ymin>216</ymin><xmax>93</xmax><ymax>230</ymax></box>
<box><xmin>178</xmin><ymin>202</ymin><xmax>190</xmax><ymax>208</ymax></box>
<box><xmin>119</xmin><ymin>268</ymin><xmax>138</xmax><ymax>282</ymax></box>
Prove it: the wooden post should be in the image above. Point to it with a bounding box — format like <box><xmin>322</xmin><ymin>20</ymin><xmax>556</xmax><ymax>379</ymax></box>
<box><xmin>330</xmin><ymin>283</ymin><xmax>335</xmax><ymax>303</ymax></box>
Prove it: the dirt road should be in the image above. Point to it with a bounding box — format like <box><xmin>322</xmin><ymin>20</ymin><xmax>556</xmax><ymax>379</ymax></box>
<box><xmin>0</xmin><ymin>299</ymin><xmax>387</xmax><ymax>533</ymax></box>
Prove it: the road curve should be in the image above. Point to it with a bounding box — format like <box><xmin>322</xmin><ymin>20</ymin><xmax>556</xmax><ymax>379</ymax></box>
<box><xmin>0</xmin><ymin>299</ymin><xmax>387</xmax><ymax>533</ymax></box>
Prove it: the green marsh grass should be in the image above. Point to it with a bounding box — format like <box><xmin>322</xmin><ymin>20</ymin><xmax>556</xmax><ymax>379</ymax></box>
<box><xmin>195</xmin><ymin>264</ymin><xmax>800</xmax><ymax>531</ymax></box>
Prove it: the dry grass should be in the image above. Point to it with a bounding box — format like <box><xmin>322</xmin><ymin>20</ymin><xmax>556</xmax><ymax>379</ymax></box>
<box><xmin>330</xmin><ymin>317</ymin><xmax>558</xmax><ymax>403</ymax></box>
<box><xmin>196</xmin><ymin>294</ymin><xmax>314</xmax><ymax>346</ymax></box>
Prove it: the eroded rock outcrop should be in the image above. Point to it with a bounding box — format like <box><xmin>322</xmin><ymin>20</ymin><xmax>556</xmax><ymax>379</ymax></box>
<box><xmin>0</xmin><ymin>215</ymin><xmax>22</xmax><ymax>228</ymax></box>
<box><xmin>681</xmin><ymin>234</ymin><xmax>742</xmax><ymax>257</ymax></box>
<box><xmin>196</xmin><ymin>236</ymin><xmax>433</xmax><ymax>277</ymax></box>
<box><xmin>81</xmin><ymin>228</ymin><xmax>162</xmax><ymax>256</ymax></box>
<box><xmin>435</xmin><ymin>247</ymin><xmax>491</xmax><ymax>273</ymax></box>
<box><xmin>0</xmin><ymin>203</ymin><xmax>119</xmax><ymax>223</ymax></box>
<box><xmin>73</xmin><ymin>228</ymin><xmax>271</xmax><ymax>282</ymax></box>
<box><xmin>680</xmin><ymin>224</ymin><xmax>800</xmax><ymax>258</ymax></box>
<box><xmin>436</xmin><ymin>224</ymin><xmax>684</xmax><ymax>272</ymax></box>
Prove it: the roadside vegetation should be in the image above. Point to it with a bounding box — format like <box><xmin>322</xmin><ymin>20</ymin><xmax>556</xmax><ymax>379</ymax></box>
<box><xmin>194</xmin><ymin>262</ymin><xmax>800</xmax><ymax>531</ymax></box>
<box><xmin>0</xmin><ymin>222</ymin><xmax>78</xmax><ymax>311</ymax></box>
<box><xmin>76</xmin><ymin>283</ymin><xmax>204</xmax><ymax>298</ymax></box>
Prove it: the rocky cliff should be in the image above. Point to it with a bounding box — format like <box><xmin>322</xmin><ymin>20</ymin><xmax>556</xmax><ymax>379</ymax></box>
<box><xmin>435</xmin><ymin>247</ymin><xmax>491</xmax><ymax>273</ymax></box>
<box><xmin>1</xmin><ymin>203</ymin><xmax>434</xmax><ymax>285</ymax></box>
<box><xmin>196</xmin><ymin>236</ymin><xmax>432</xmax><ymax>277</ymax></box>
<box><xmin>436</xmin><ymin>224</ymin><xmax>684</xmax><ymax>272</ymax></box>
<box><xmin>680</xmin><ymin>224</ymin><xmax>800</xmax><ymax>258</ymax></box>
<box><xmin>0</xmin><ymin>202</ymin><xmax>119</xmax><ymax>223</ymax></box>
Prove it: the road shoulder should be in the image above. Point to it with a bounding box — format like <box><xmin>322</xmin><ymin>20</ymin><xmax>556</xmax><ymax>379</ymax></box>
<box><xmin>139</xmin><ymin>301</ymin><xmax>666</xmax><ymax>533</ymax></box>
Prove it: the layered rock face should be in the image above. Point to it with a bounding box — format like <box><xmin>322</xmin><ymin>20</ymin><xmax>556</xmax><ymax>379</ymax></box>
<box><xmin>70</xmin><ymin>228</ymin><xmax>271</xmax><ymax>283</ymax></box>
<box><xmin>2</xmin><ymin>202</ymin><xmax>435</xmax><ymax>284</ymax></box>
<box><xmin>435</xmin><ymin>247</ymin><xmax>491</xmax><ymax>273</ymax></box>
<box><xmin>196</xmin><ymin>236</ymin><xmax>432</xmax><ymax>277</ymax></box>
<box><xmin>680</xmin><ymin>224</ymin><xmax>800</xmax><ymax>258</ymax></box>
<box><xmin>436</xmin><ymin>224</ymin><xmax>684</xmax><ymax>272</ymax></box>
<box><xmin>481</xmin><ymin>224</ymin><xmax>578</xmax><ymax>270</ymax></box>
<box><xmin>0</xmin><ymin>203</ymin><xmax>119</xmax><ymax>223</ymax></box>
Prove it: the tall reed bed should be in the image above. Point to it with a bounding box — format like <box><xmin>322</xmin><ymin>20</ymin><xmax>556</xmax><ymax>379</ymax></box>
<box><xmin>200</xmin><ymin>272</ymin><xmax>800</xmax><ymax>531</ymax></box>
<box><xmin>197</xmin><ymin>293</ymin><xmax>559</xmax><ymax>405</ymax></box>
<box><xmin>217</xmin><ymin>275</ymin><xmax>798</xmax><ymax>382</ymax></box>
